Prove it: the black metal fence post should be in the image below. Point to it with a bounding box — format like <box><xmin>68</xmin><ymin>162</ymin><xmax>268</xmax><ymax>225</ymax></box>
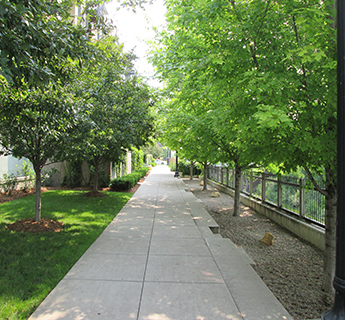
<box><xmin>299</xmin><ymin>178</ymin><xmax>306</xmax><ymax>218</ymax></box>
<box><xmin>250</xmin><ymin>170</ymin><xmax>253</xmax><ymax>196</ymax></box>
<box><xmin>261</xmin><ymin>172</ymin><xmax>266</xmax><ymax>203</ymax></box>
<box><xmin>174</xmin><ymin>152</ymin><xmax>180</xmax><ymax>178</ymax></box>
<box><xmin>277</xmin><ymin>176</ymin><xmax>282</xmax><ymax>209</ymax></box>
<box><xmin>322</xmin><ymin>0</ymin><xmax>345</xmax><ymax>318</ymax></box>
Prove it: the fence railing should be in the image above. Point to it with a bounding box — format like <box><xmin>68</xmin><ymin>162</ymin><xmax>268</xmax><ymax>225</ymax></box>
<box><xmin>208</xmin><ymin>166</ymin><xmax>325</xmax><ymax>226</ymax></box>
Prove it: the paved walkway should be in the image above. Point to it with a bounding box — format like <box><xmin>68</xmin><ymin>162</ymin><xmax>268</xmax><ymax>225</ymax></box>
<box><xmin>29</xmin><ymin>166</ymin><xmax>293</xmax><ymax>320</ymax></box>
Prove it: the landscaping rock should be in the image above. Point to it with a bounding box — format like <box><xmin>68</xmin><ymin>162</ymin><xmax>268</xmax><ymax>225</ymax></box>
<box><xmin>261</xmin><ymin>232</ymin><xmax>274</xmax><ymax>245</ymax></box>
<box><xmin>183</xmin><ymin>177</ymin><xmax>334</xmax><ymax>320</ymax></box>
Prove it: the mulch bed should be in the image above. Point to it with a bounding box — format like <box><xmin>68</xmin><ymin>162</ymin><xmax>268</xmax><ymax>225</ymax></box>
<box><xmin>6</xmin><ymin>218</ymin><xmax>64</xmax><ymax>233</ymax></box>
<box><xmin>84</xmin><ymin>190</ymin><xmax>108</xmax><ymax>197</ymax></box>
<box><xmin>0</xmin><ymin>189</ymin><xmax>37</xmax><ymax>204</ymax></box>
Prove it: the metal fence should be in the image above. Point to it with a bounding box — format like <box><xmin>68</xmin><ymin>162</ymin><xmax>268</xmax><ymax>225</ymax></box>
<box><xmin>208</xmin><ymin>166</ymin><xmax>325</xmax><ymax>226</ymax></box>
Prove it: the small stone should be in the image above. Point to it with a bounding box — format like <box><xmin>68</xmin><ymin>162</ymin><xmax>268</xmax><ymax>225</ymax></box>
<box><xmin>211</xmin><ymin>191</ymin><xmax>220</xmax><ymax>197</ymax></box>
<box><xmin>200</xmin><ymin>180</ymin><xmax>204</xmax><ymax>186</ymax></box>
<box><xmin>261</xmin><ymin>232</ymin><xmax>274</xmax><ymax>246</ymax></box>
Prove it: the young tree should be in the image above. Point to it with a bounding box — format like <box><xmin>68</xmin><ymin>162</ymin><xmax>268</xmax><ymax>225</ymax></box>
<box><xmin>239</xmin><ymin>1</ymin><xmax>337</xmax><ymax>293</ymax></box>
<box><xmin>72</xmin><ymin>36</ymin><xmax>156</xmax><ymax>192</ymax></box>
<box><xmin>0</xmin><ymin>0</ymin><xmax>109</xmax><ymax>221</ymax></box>
<box><xmin>151</xmin><ymin>0</ymin><xmax>266</xmax><ymax>215</ymax></box>
<box><xmin>0</xmin><ymin>85</ymin><xmax>77</xmax><ymax>221</ymax></box>
<box><xmin>152</xmin><ymin>0</ymin><xmax>337</xmax><ymax>293</ymax></box>
<box><xmin>161</xmin><ymin>100</ymin><xmax>219</xmax><ymax>190</ymax></box>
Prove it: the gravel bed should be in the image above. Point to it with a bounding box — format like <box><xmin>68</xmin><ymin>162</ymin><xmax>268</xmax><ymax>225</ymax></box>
<box><xmin>183</xmin><ymin>178</ymin><xmax>334</xmax><ymax>320</ymax></box>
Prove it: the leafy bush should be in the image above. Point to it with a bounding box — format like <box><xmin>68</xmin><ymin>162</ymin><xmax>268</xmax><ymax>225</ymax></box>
<box><xmin>131</xmin><ymin>148</ymin><xmax>144</xmax><ymax>172</ymax></box>
<box><xmin>192</xmin><ymin>163</ymin><xmax>202</xmax><ymax>176</ymax></box>
<box><xmin>109</xmin><ymin>167</ymin><xmax>149</xmax><ymax>191</ymax></box>
<box><xmin>62</xmin><ymin>161</ymin><xmax>82</xmax><ymax>188</ymax></box>
<box><xmin>169</xmin><ymin>158</ymin><xmax>201</xmax><ymax>176</ymax></box>
<box><xmin>178</xmin><ymin>162</ymin><xmax>191</xmax><ymax>175</ymax></box>
<box><xmin>18</xmin><ymin>160</ymin><xmax>35</xmax><ymax>191</ymax></box>
<box><xmin>1</xmin><ymin>173</ymin><xmax>19</xmax><ymax>195</ymax></box>
<box><xmin>42</xmin><ymin>167</ymin><xmax>59</xmax><ymax>187</ymax></box>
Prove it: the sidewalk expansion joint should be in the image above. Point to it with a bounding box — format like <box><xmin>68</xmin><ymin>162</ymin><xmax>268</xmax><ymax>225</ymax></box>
<box><xmin>62</xmin><ymin>278</ymin><xmax>143</xmax><ymax>283</ymax></box>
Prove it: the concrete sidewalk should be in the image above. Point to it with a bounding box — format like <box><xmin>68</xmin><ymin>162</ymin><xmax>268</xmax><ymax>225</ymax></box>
<box><xmin>29</xmin><ymin>166</ymin><xmax>293</xmax><ymax>320</ymax></box>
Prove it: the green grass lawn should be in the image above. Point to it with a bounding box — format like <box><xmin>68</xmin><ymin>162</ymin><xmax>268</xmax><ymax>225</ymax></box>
<box><xmin>0</xmin><ymin>190</ymin><xmax>133</xmax><ymax>320</ymax></box>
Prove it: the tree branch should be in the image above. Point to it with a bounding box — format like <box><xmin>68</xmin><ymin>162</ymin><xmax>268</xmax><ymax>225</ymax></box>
<box><xmin>303</xmin><ymin>165</ymin><xmax>327</xmax><ymax>197</ymax></box>
<box><xmin>256</xmin><ymin>0</ymin><xmax>272</xmax><ymax>36</ymax></box>
<box><xmin>292</xmin><ymin>15</ymin><xmax>307</xmax><ymax>83</ymax></box>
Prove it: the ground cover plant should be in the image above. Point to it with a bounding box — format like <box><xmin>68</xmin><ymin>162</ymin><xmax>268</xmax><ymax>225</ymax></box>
<box><xmin>109</xmin><ymin>167</ymin><xmax>149</xmax><ymax>191</ymax></box>
<box><xmin>0</xmin><ymin>190</ymin><xmax>133</xmax><ymax>320</ymax></box>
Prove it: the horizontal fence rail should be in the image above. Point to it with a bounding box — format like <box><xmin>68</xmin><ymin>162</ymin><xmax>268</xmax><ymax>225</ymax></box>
<box><xmin>208</xmin><ymin>166</ymin><xmax>325</xmax><ymax>226</ymax></box>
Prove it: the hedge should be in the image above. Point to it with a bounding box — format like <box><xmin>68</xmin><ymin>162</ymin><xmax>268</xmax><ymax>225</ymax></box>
<box><xmin>109</xmin><ymin>167</ymin><xmax>150</xmax><ymax>191</ymax></box>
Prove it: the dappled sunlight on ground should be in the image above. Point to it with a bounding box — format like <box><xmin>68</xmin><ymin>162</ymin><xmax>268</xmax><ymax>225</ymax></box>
<box><xmin>185</xmin><ymin>177</ymin><xmax>334</xmax><ymax>319</ymax></box>
<box><xmin>239</xmin><ymin>209</ymin><xmax>253</xmax><ymax>217</ymax></box>
<box><xmin>141</xmin><ymin>314</ymin><xmax>173</xmax><ymax>320</ymax></box>
<box><xmin>127</xmin><ymin>203</ymin><xmax>161</xmax><ymax>210</ymax></box>
<box><xmin>141</xmin><ymin>311</ymin><xmax>239</xmax><ymax>320</ymax></box>
<box><xmin>217</xmin><ymin>207</ymin><xmax>232</xmax><ymax>214</ymax></box>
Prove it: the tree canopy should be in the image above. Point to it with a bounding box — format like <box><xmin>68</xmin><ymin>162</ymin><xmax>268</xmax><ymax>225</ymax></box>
<box><xmin>151</xmin><ymin>0</ymin><xmax>336</xmax><ymax>292</ymax></box>
<box><xmin>0</xmin><ymin>0</ymin><xmax>158</xmax><ymax>221</ymax></box>
<box><xmin>72</xmin><ymin>36</ymin><xmax>156</xmax><ymax>191</ymax></box>
<box><xmin>0</xmin><ymin>0</ymin><xmax>99</xmax><ymax>87</ymax></box>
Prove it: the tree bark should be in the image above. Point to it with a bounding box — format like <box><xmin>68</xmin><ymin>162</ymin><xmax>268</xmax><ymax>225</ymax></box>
<box><xmin>34</xmin><ymin>166</ymin><xmax>42</xmax><ymax>222</ymax></box>
<box><xmin>322</xmin><ymin>167</ymin><xmax>337</xmax><ymax>293</ymax></box>
<box><xmin>203</xmin><ymin>163</ymin><xmax>208</xmax><ymax>191</ymax></box>
<box><xmin>233</xmin><ymin>164</ymin><xmax>242</xmax><ymax>216</ymax></box>
<box><xmin>190</xmin><ymin>161</ymin><xmax>194</xmax><ymax>180</ymax></box>
<box><xmin>93</xmin><ymin>161</ymin><xmax>99</xmax><ymax>192</ymax></box>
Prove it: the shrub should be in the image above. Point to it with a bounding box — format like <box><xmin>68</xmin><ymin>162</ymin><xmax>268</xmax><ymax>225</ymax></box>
<box><xmin>109</xmin><ymin>167</ymin><xmax>149</xmax><ymax>191</ymax></box>
<box><xmin>42</xmin><ymin>167</ymin><xmax>59</xmax><ymax>187</ymax></box>
<box><xmin>169</xmin><ymin>159</ymin><xmax>201</xmax><ymax>176</ymax></box>
<box><xmin>131</xmin><ymin>148</ymin><xmax>144</xmax><ymax>172</ymax></box>
<box><xmin>18</xmin><ymin>160</ymin><xmax>35</xmax><ymax>191</ymax></box>
<box><xmin>1</xmin><ymin>173</ymin><xmax>19</xmax><ymax>195</ymax></box>
<box><xmin>62</xmin><ymin>161</ymin><xmax>82</xmax><ymax>188</ymax></box>
<box><xmin>178</xmin><ymin>162</ymin><xmax>190</xmax><ymax>175</ymax></box>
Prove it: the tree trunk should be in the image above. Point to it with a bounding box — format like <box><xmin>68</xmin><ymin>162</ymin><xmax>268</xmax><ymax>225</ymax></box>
<box><xmin>93</xmin><ymin>161</ymin><xmax>99</xmax><ymax>192</ymax></box>
<box><xmin>233</xmin><ymin>164</ymin><xmax>242</xmax><ymax>217</ymax></box>
<box><xmin>322</xmin><ymin>168</ymin><xmax>337</xmax><ymax>293</ymax></box>
<box><xmin>34</xmin><ymin>166</ymin><xmax>42</xmax><ymax>222</ymax></box>
<box><xmin>190</xmin><ymin>161</ymin><xmax>194</xmax><ymax>180</ymax></box>
<box><xmin>203</xmin><ymin>163</ymin><xmax>208</xmax><ymax>191</ymax></box>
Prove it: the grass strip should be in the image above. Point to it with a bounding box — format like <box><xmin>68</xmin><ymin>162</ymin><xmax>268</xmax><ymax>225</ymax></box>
<box><xmin>0</xmin><ymin>190</ymin><xmax>133</xmax><ymax>320</ymax></box>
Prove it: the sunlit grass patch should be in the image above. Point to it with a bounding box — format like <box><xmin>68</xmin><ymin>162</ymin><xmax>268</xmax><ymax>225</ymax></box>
<box><xmin>0</xmin><ymin>190</ymin><xmax>132</xmax><ymax>320</ymax></box>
